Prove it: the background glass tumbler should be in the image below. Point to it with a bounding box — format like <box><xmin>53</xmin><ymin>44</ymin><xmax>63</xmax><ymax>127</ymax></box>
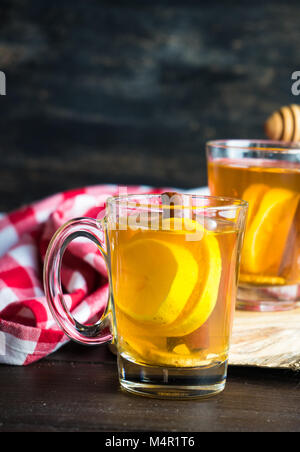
<box><xmin>44</xmin><ymin>193</ymin><xmax>247</xmax><ymax>399</ymax></box>
<box><xmin>207</xmin><ymin>139</ymin><xmax>300</xmax><ymax>312</ymax></box>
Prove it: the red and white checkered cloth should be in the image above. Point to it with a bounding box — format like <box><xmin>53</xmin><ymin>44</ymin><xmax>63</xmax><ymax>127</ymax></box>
<box><xmin>0</xmin><ymin>185</ymin><xmax>164</xmax><ymax>366</ymax></box>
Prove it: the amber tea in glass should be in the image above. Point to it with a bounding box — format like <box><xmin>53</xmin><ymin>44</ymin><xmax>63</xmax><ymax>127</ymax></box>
<box><xmin>207</xmin><ymin>140</ymin><xmax>300</xmax><ymax>311</ymax></box>
<box><xmin>44</xmin><ymin>193</ymin><xmax>247</xmax><ymax>399</ymax></box>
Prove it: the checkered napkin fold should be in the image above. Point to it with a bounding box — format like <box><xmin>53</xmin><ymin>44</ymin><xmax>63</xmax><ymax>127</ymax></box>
<box><xmin>0</xmin><ymin>185</ymin><xmax>163</xmax><ymax>366</ymax></box>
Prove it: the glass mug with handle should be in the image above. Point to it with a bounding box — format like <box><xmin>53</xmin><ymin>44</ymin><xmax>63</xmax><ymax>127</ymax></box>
<box><xmin>44</xmin><ymin>192</ymin><xmax>247</xmax><ymax>399</ymax></box>
<box><xmin>207</xmin><ymin>140</ymin><xmax>300</xmax><ymax>312</ymax></box>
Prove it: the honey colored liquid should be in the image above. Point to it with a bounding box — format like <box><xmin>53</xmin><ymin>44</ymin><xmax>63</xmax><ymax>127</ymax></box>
<box><xmin>208</xmin><ymin>158</ymin><xmax>300</xmax><ymax>285</ymax></box>
<box><xmin>108</xmin><ymin>217</ymin><xmax>239</xmax><ymax>369</ymax></box>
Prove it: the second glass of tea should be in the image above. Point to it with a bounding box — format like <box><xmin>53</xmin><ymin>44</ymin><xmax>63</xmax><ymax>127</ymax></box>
<box><xmin>207</xmin><ymin>140</ymin><xmax>300</xmax><ymax>311</ymax></box>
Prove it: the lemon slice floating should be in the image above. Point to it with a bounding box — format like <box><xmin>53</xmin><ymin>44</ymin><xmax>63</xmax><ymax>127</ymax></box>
<box><xmin>116</xmin><ymin>237</ymin><xmax>198</xmax><ymax>325</ymax></box>
<box><xmin>242</xmin><ymin>187</ymin><xmax>300</xmax><ymax>275</ymax></box>
<box><xmin>159</xmin><ymin>218</ymin><xmax>222</xmax><ymax>337</ymax></box>
<box><xmin>242</xmin><ymin>183</ymin><xmax>268</xmax><ymax>227</ymax></box>
<box><xmin>116</xmin><ymin>217</ymin><xmax>222</xmax><ymax>336</ymax></box>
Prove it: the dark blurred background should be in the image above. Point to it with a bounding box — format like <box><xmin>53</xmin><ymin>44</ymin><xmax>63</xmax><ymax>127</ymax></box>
<box><xmin>0</xmin><ymin>0</ymin><xmax>299</xmax><ymax>211</ymax></box>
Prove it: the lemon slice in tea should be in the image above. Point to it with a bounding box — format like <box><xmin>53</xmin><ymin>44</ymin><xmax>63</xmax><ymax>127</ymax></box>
<box><xmin>125</xmin><ymin>337</ymin><xmax>202</xmax><ymax>368</ymax></box>
<box><xmin>116</xmin><ymin>237</ymin><xmax>198</xmax><ymax>325</ymax></box>
<box><xmin>158</xmin><ymin>218</ymin><xmax>222</xmax><ymax>337</ymax></box>
<box><xmin>242</xmin><ymin>188</ymin><xmax>300</xmax><ymax>274</ymax></box>
<box><xmin>241</xmin><ymin>183</ymin><xmax>269</xmax><ymax>228</ymax></box>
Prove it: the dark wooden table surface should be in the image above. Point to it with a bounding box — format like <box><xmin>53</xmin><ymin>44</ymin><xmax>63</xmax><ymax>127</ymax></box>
<box><xmin>0</xmin><ymin>341</ymin><xmax>299</xmax><ymax>432</ymax></box>
<box><xmin>1</xmin><ymin>0</ymin><xmax>300</xmax><ymax>433</ymax></box>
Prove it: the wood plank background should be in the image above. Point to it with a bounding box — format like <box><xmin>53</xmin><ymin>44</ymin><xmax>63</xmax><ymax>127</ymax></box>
<box><xmin>0</xmin><ymin>0</ymin><xmax>299</xmax><ymax>210</ymax></box>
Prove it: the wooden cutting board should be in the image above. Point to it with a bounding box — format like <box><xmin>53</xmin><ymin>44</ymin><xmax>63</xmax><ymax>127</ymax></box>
<box><xmin>230</xmin><ymin>306</ymin><xmax>300</xmax><ymax>370</ymax></box>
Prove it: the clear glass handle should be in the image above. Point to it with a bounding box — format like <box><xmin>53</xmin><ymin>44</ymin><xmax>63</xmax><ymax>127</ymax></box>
<box><xmin>43</xmin><ymin>218</ymin><xmax>113</xmax><ymax>345</ymax></box>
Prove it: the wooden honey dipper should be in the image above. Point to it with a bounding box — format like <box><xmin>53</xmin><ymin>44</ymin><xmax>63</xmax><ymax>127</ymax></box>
<box><xmin>264</xmin><ymin>104</ymin><xmax>300</xmax><ymax>142</ymax></box>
